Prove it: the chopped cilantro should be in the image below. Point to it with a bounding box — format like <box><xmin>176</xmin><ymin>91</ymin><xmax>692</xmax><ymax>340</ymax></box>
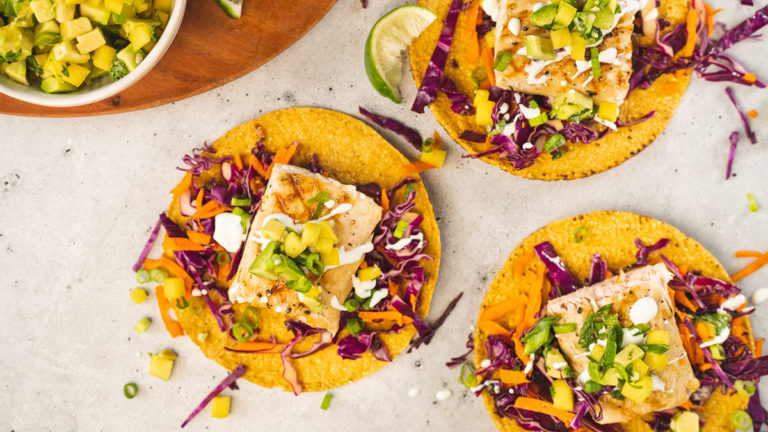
<box><xmin>110</xmin><ymin>57</ymin><xmax>129</xmax><ymax>82</ymax></box>
<box><xmin>26</xmin><ymin>56</ymin><xmax>42</xmax><ymax>77</ymax></box>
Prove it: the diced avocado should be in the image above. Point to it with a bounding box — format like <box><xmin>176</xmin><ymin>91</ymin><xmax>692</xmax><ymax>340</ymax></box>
<box><xmin>5</xmin><ymin>60</ymin><xmax>28</xmax><ymax>84</ymax></box>
<box><xmin>60</xmin><ymin>16</ymin><xmax>92</xmax><ymax>40</ymax></box>
<box><xmin>13</xmin><ymin>6</ymin><xmax>35</xmax><ymax>28</ymax></box>
<box><xmin>133</xmin><ymin>0</ymin><xmax>151</xmax><ymax>13</ymax></box>
<box><xmin>116</xmin><ymin>44</ymin><xmax>144</xmax><ymax>71</ymax></box>
<box><xmin>552</xmin><ymin>90</ymin><xmax>594</xmax><ymax>121</ymax></box>
<box><xmin>273</xmin><ymin>255</ymin><xmax>305</xmax><ymax>282</ymax></box>
<box><xmin>632</xmin><ymin>358</ymin><xmax>650</xmax><ymax>377</ymax></box>
<box><xmin>621</xmin><ymin>375</ymin><xmax>652</xmax><ymax>404</ymax></box>
<box><xmin>80</xmin><ymin>3</ymin><xmax>110</xmax><ymax>25</ymax></box>
<box><xmin>261</xmin><ymin>218</ymin><xmax>285</xmax><ymax>241</ymax></box>
<box><xmin>643</xmin><ymin>352</ymin><xmax>668</xmax><ymax>371</ymax></box>
<box><xmin>35</xmin><ymin>19</ymin><xmax>60</xmax><ymax>35</ymax></box>
<box><xmin>301</xmin><ymin>222</ymin><xmax>322</xmax><ymax>247</ymax></box>
<box><xmin>52</xmin><ymin>40</ymin><xmax>89</xmax><ymax>63</ymax></box>
<box><xmin>29</xmin><ymin>0</ymin><xmax>55</xmax><ymax>22</ymax></box>
<box><xmin>593</xmin><ymin>7</ymin><xmax>615</xmax><ymax>30</ymax></box>
<box><xmin>33</xmin><ymin>52</ymin><xmax>51</xmax><ymax>77</ymax></box>
<box><xmin>91</xmin><ymin>43</ymin><xmax>115</xmax><ymax>70</ymax></box>
<box><xmin>554</xmin><ymin>2</ymin><xmax>577</xmax><ymax>27</ymax></box>
<box><xmin>60</xmin><ymin>62</ymin><xmax>90</xmax><ymax>86</ymax></box>
<box><xmin>87</xmin><ymin>65</ymin><xmax>107</xmax><ymax>80</ymax></box>
<box><xmin>75</xmin><ymin>27</ymin><xmax>106</xmax><ymax>53</ymax></box>
<box><xmin>570</xmin><ymin>32</ymin><xmax>587</xmax><ymax>60</ymax></box>
<box><xmin>614</xmin><ymin>343</ymin><xmax>644</xmax><ymax>367</ymax></box>
<box><xmin>551</xmin><ymin>28</ymin><xmax>572</xmax><ymax>49</ymax></box>
<box><xmin>551</xmin><ymin>380</ymin><xmax>574</xmax><ymax>411</ymax></box>
<box><xmin>155</xmin><ymin>10</ymin><xmax>169</xmax><ymax>27</ymax></box>
<box><xmin>302</xmin><ymin>296</ymin><xmax>325</xmax><ymax>312</ymax></box>
<box><xmin>153</xmin><ymin>0</ymin><xmax>172</xmax><ymax>11</ymax></box>
<box><xmin>103</xmin><ymin>0</ymin><xmax>123</xmax><ymax>13</ymax></box>
<box><xmin>545</xmin><ymin>347</ymin><xmax>572</xmax><ymax>378</ymax></box>
<box><xmin>647</xmin><ymin>330</ymin><xmax>670</xmax><ymax>345</ymax></box>
<box><xmin>40</xmin><ymin>75</ymin><xmax>76</xmax><ymax>92</ymax></box>
<box><xmin>0</xmin><ymin>25</ymin><xmax>33</xmax><ymax>61</ymax></box>
<box><xmin>54</xmin><ymin>1</ymin><xmax>76</xmax><ymax>22</ymax></box>
<box><xmin>670</xmin><ymin>411</ymin><xmax>700</xmax><ymax>432</ymax></box>
<box><xmin>524</xmin><ymin>35</ymin><xmax>555</xmax><ymax>61</ymax></box>
<box><xmin>601</xmin><ymin>367</ymin><xmax>619</xmax><ymax>386</ymax></box>
<box><xmin>283</xmin><ymin>232</ymin><xmax>305</xmax><ymax>258</ymax></box>
<box><xmin>320</xmin><ymin>248</ymin><xmax>340</xmax><ymax>267</ymax></box>
<box><xmin>530</xmin><ymin>4</ymin><xmax>558</xmax><ymax>28</ymax></box>
<box><xmin>248</xmin><ymin>241</ymin><xmax>281</xmax><ymax>280</ymax></box>
<box><xmin>123</xmin><ymin>19</ymin><xmax>155</xmax><ymax>50</ymax></box>
<box><xmin>597</xmin><ymin>101</ymin><xmax>618</xmax><ymax>122</ymax></box>
<box><xmin>582</xmin><ymin>0</ymin><xmax>601</xmax><ymax>11</ymax></box>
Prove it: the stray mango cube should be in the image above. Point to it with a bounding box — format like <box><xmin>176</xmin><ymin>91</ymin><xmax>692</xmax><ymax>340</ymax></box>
<box><xmin>149</xmin><ymin>353</ymin><xmax>175</xmax><ymax>381</ymax></box>
<box><xmin>129</xmin><ymin>288</ymin><xmax>148</xmax><ymax>304</ymax></box>
<box><xmin>211</xmin><ymin>396</ymin><xmax>230</xmax><ymax>418</ymax></box>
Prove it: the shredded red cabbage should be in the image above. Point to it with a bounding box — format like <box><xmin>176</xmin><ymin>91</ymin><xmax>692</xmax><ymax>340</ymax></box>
<box><xmin>748</xmin><ymin>387</ymin><xmax>768</xmax><ymax>432</ymax></box>
<box><xmin>634</xmin><ymin>237</ymin><xmax>670</xmax><ymax>266</ymax></box>
<box><xmin>683</xmin><ymin>316</ymin><xmax>734</xmax><ymax>390</ymax></box>
<box><xmin>725</xmin><ymin>87</ymin><xmax>757</xmax><ymax>144</ymax></box>
<box><xmin>588</xmin><ymin>254</ymin><xmax>608</xmax><ymax>285</ymax></box>
<box><xmin>337</xmin><ymin>329</ymin><xmax>398</xmax><ymax>361</ymax></box>
<box><xmin>440</xmin><ymin>77</ymin><xmax>476</xmax><ymax>116</ymax></box>
<box><xmin>280</xmin><ymin>320</ymin><xmax>328</xmax><ymax>395</ymax></box>
<box><xmin>132</xmin><ymin>214</ymin><xmax>163</xmax><ymax>272</ymax></box>
<box><xmin>534</xmin><ymin>241</ymin><xmax>581</xmax><ymax>297</ymax></box>
<box><xmin>358</xmin><ymin>107</ymin><xmax>423</xmax><ymax>150</ymax></box>
<box><xmin>459</xmin><ymin>130</ymin><xmax>488</xmax><ymax>142</ymax></box>
<box><xmin>309</xmin><ymin>153</ymin><xmax>323</xmax><ymax>174</ymax></box>
<box><xmin>411</xmin><ymin>0</ymin><xmax>463</xmax><ymax>113</ymax></box>
<box><xmin>356</xmin><ymin>182</ymin><xmax>383</xmax><ymax>205</ymax></box>
<box><xmin>407</xmin><ymin>291</ymin><xmax>464</xmax><ymax>352</ymax></box>
<box><xmin>446</xmin><ymin>332</ymin><xmax>475</xmax><ymax>368</ymax></box>
<box><xmin>180</xmin><ymin>364</ymin><xmax>245</xmax><ymax>428</ymax></box>
<box><xmin>178</xmin><ymin>142</ymin><xmax>233</xmax><ymax>175</ymax></box>
<box><xmin>726</xmin><ymin>131</ymin><xmax>739</xmax><ymax>179</ymax></box>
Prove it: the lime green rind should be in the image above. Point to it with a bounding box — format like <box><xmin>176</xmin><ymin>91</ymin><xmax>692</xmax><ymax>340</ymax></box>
<box><xmin>214</xmin><ymin>0</ymin><xmax>242</xmax><ymax>19</ymax></box>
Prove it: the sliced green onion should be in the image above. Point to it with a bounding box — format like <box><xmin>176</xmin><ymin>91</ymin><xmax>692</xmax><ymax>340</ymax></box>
<box><xmin>343</xmin><ymin>298</ymin><xmax>360</xmax><ymax>312</ymax></box>
<box><xmin>136</xmin><ymin>269</ymin><xmax>151</xmax><ymax>284</ymax></box>
<box><xmin>232</xmin><ymin>207</ymin><xmax>249</xmax><ymax>233</ymax></box>
<box><xmin>709</xmin><ymin>344</ymin><xmax>725</xmax><ymax>360</ymax></box>
<box><xmin>176</xmin><ymin>298</ymin><xmax>190</xmax><ymax>309</ymax></box>
<box><xmin>530</xmin><ymin>100</ymin><xmax>539</xmax><ymax>109</ymax></box>
<box><xmin>230</xmin><ymin>197</ymin><xmax>252</xmax><ymax>207</ymax></box>
<box><xmin>458</xmin><ymin>361</ymin><xmax>478</xmax><ymax>388</ymax></box>
<box><xmin>730</xmin><ymin>410</ymin><xmax>753</xmax><ymax>431</ymax></box>
<box><xmin>644</xmin><ymin>344</ymin><xmax>670</xmax><ymax>354</ymax></box>
<box><xmin>197</xmin><ymin>332</ymin><xmax>209</xmax><ymax>343</ymax></box>
<box><xmin>544</xmin><ymin>134</ymin><xmax>566</xmax><ymax>153</ymax></box>
<box><xmin>554</xmin><ymin>323</ymin><xmax>577</xmax><ymax>333</ymax></box>
<box><xmin>590</xmin><ymin>47</ymin><xmax>600</xmax><ymax>78</ymax></box>
<box><xmin>216</xmin><ymin>251</ymin><xmax>231</xmax><ymax>266</ymax></box>
<box><xmin>404</xmin><ymin>182</ymin><xmax>416</xmax><ymax>198</ymax></box>
<box><xmin>287</xmin><ymin>277</ymin><xmax>311</xmax><ymax>293</ymax></box>
<box><xmin>243</xmin><ymin>305</ymin><xmax>260</xmax><ymax>328</ymax></box>
<box><xmin>584</xmin><ymin>380</ymin><xmax>603</xmax><ymax>393</ymax></box>
<box><xmin>422</xmin><ymin>137</ymin><xmax>434</xmax><ymax>153</ymax></box>
<box><xmin>528</xmin><ymin>112</ymin><xmax>549</xmax><ymax>127</ymax></box>
<box><xmin>123</xmin><ymin>382</ymin><xmax>138</xmax><ymax>399</ymax></box>
<box><xmin>573</xmin><ymin>225</ymin><xmax>589</xmax><ymax>243</ymax></box>
<box><xmin>735</xmin><ymin>380</ymin><xmax>756</xmax><ymax>396</ymax></box>
<box><xmin>471</xmin><ymin>67</ymin><xmax>488</xmax><ymax>88</ymax></box>
<box><xmin>149</xmin><ymin>267</ymin><xmax>169</xmax><ymax>283</ymax></box>
<box><xmin>493</xmin><ymin>50</ymin><xmax>514</xmax><ymax>71</ymax></box>
<box><xmin>308</xmin><ymin>191</ymin><xmax>331</xmax><ymax>220</ymax></box>
<box><xmin>393</xmin><ymin>220</ymin><xmax>409</xmax><ymax>239</ymax></box>
<box><xmin>320</xmin><ymin>392</ymin><xmax>333</xmax><ymax>410</ymax></box>
<box><xmin>748</xmin><ymin>193</ymin><xmax>759</xmax><ymax>212</ymax></box>
<box><xmin>190</xmin><ymin>298</ymin><xmax>204</xmax><ymax>314</ymax></box>
<box><xmin>232</xmin><ymin>321</ymin><xmax>254</xmax><ymax>342</ymax></box>
<box><xmin>346</xmin><ymin>317</ymin><xmax>363</xmax><ymax>335</ymax></box>
<box><xmin>306</xmin><ymin>253</ymin><xmax>324</xmax><ymax>276</ymax></box>
<box><xmin>629</xmin><ymin>323</ymin><xmax>650</xmax><ymax>334</ymax></box>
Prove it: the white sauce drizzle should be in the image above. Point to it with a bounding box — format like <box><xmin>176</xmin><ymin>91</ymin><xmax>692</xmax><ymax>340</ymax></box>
<box><xmin>352</xmin><ymin>276</ymin><xmax>376</xmax><ymax>298</ymax></box>
<box><xmin>330</xmin><ymin>295</ymin><xmax>346</xmax><ymax>311</ymax></box>
<box><xmin>436</xmin><ymin>389</ymin><xmax>453</xmax><ymax>401</ymax></box>
<box><xmin>369</xmin><ymin>289</ymin><xmax>389</xmax><ymax>308</ymax></box>
<box><xmin>213</xmin><ymin>212</ymin><xmax>247</xmax><ymax>253</ymax></box>
<box><xmin>481</xmin><ymin>0</ymin><xmax>500</xmax><ymax>21</ymax></box>
<box><xmin>644</xmin><ymin>8</ymin><xmax>658</xmax><ymax>20</ymax></box>
<box><xmin>519</xmin><ymin>104</ymin><xmax>542</xmax><ymax>119</ymax></box>
<box><xmin>700</xmin><ymin>326</ymin><xmax>731</xmax><ymax>348</ymax></box>
<box><xmin>508</xmin><ymin>17</ymin><xmax>521</xmax><ymax>36</ymax></box>
<box><xmin>753</xmin><ymin>288</ymin><xmax>768</xmax><ymax>305</ymax></box>
<box><xmin>593</xmin><ymin>117</ymin><xmax>618</xmax><ymax>131</ymax></box>
<box><xmin>385</xmin><ymin>232</ymin><xmax>424</xmax><ymax>251</ymax></box>
<box><xmin>651</xmin><ymin>375</ymin><xmax>666</xmax><ymax>391</ymax></box>
<box><xmin>629</xmin><ymin>297</ymin><xmax>658</xmax><ymax>324</ymax></box>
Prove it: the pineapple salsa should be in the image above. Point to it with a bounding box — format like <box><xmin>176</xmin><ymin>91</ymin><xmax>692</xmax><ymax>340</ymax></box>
<box><xmin>0</xmin><ymin>0</ymin><xmax>173</xmax><ymax>93</ymax></box>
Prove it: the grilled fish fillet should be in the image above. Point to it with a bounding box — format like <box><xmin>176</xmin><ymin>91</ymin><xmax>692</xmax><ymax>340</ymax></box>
<box><xmin>229</xmin><ymin>164</ymin><xmax>382</xmax><ymax>333</ymax></box>
<box><xmin>545</xmin><ymin>263</ymin><xmax>699</xmax><ymax>424</ymax></box>
<box><xmin>494</xmin><ymin>0</ymin><xmax>634</xmax><ymax>104</ymax></box>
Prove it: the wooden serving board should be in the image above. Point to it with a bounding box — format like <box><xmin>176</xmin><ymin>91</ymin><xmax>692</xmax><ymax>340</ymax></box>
<box><xmin>0</xmin><ymin>0</ymin><xmax>337</xmax><ymax>117</ymax></box>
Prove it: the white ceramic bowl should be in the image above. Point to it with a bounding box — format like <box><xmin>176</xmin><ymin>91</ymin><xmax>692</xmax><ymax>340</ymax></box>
<box><xmin>0</xmin><ymin>0</ymin><xmax>187</xmax><ymax>108</ymax></box>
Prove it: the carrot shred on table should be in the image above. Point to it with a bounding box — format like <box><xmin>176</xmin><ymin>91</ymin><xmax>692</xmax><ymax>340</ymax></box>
<box><xmin>480</xmin><ymin>46</ymin><xmax>496</xmax><ymax>86</ymax></box>
<box><xmin>358</xmin><ymin>311</ymin><xmax>413</xmax><ymax>326</ymax></box>
<box><xmin>743</xmin><ymin>73</ymin><xmax>757</xmax><ymax>83</ymax></box>
<box><xmin>170</xmin><ymin>172</ymin><xmax>192</xmax><ymax>196</ymax></box>
<box><xmin>680</xmin><ymin>9</ymin><xmax>698</xmax><ymax>57</ymax></box>
<box><xmin>732</xmin><ymin>252</ymin><xmax>768</xmax><ymax>283</ymax></box>
<box><xmin>187</xmin><ymin>231</ymin><xmax>211</xmax><ymax>245</ymax></box>
<box><xmin>703</xmin><ymin>3</ymin><xmax>721</xmax><ymax>36</ymax></box>
<box><xmin>748</xmin><ymin>110</ymin><xmax>758</xmax><ymax>119</ymax></box>
<box><xmin>479</xmin><ymin>320</ymin><xmax>510</xmax><ymax>336</ymax></box>
<box><xmin>191</xmin><ymin>200</ymin><xmax>231</xmax><ymax>220</ymax></box>
<box><xmin>498</xmin><ymin>369</ymin><xmax>530</xmax><ymax>385</ymax></box>
<box><xmin>381</xmin><ymin>188</ymin><xmax>390</xmax><ymax>212</ymax></box>
<box><xmin>605</xmin><ymin>270</ymin><xmax>614</xmax><ymax>279</ymax></box>
<box><xmin>481</xmin><ymin>299</ymin><xmax>523</xmax><ymax>322</ymax></box>
<box><xmin>231</xmin><ymin>341</ymin><xmax>285</xmax><ymax>353</ymax></box>
<box><xmin>233</xmin><ymin>153</ymin><xmax>244</xmax><ymax>170</ymax></box>
<box><xmin>465</xmin><ymin>0</ymin><xmax>480</xmax><ymax>63</ymax></box>
<box><xmin>156</xmin><ymin>285</ymin><xmax>184</xmax><ymax>338</ymax></box>
<box><xmin>266</xmin><ymin>143</ymin><xmax>298</xmax><ymax>179</ymax></box>
<box><xmin>431</xmin><ymin>131</ymin><xmax>442</xmax><ymax>150</ymax></box>
<box><xmin>249</xmin><ymin>154</ymin><xmax>269</xmax><ymax>179</ymax></box>
<box><xmin>513</xmin><ymin>397</ymin><xmax>576</xmax><ymax>424</ymax></box>
<box><xmin>736</xmin><ymin>250</ymin><xmax>763</xmax><ymax>258</ymax></box>
<box><xmin>400</xmin><ymin>161</ymin><xmax>436</xmax><ymax>175</ymax></box>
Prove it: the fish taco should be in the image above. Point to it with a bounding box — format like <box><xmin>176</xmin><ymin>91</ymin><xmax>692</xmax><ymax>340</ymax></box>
<box><xmin>409</xmin><ymin>0</ymin><xmax>767</xmax><ymax>180</ymax></box>
<box><xmin>133</xmin><ymin>108</ymin><xmax>441</xmax><ymax>396</ymax></box>
<box><xmin>470</xmin><ymin>211</ymin><xmax>768</xmax><ymax>431</ymax></box>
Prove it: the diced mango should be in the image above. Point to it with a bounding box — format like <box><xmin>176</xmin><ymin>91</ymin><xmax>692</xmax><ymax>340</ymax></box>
<box><xmin>134</xmin><ymin>317</ymin><xmax>151</xmax><ymax>333</ymax></box>
<box><xmin>29</xmin><ymin>0</ymin><xmax>56</xmax><ymax>23</ymax></box>
<box><xmin>320</xmin><ymin>248</ymin><xmax>340</xmax><ymax>267</ymax></box>
<box><xmin>420</xmin><ymin>148</ymin><xmax>446</xmax><ymax>168</ymax></box>
<box><xmin>60</xmin><ymin>62</ymin><xmax>90</xmax><ymax>87</ymax></box>
<box><xmin>315</xmin><ymin>220</ymin><xmax>337</xmax><ymax>243</ymax></box>
<box><xmin>551</xmin><ymin>379</ymin><xmax>574</xmax><ymax>411</ymax></box>
<box><xmin>670</xmin><ymin>411</ymin><xmax>700</xmax><ymax>432</ymax></box>
<box><xmin>315</xmin><ymin>236</ymin><xmax>335</xmax><ymax>253</ymax></box>
<box><xmin>283</xmin><ymin>232</ymin><xmax>305</xmax><ymax>258</ymax></box>
<box><xmin>55</xmin><ymin>2</ymin><xmax>76</xmax><ymax>22</ymax></box>
<box><xmin>60</xmin><ymin>17</ymin><xmax>92</xmax><ymax>40</ymax></box>
<box><xmin>301</xmin><ymin>222</ymin><xmax>322</xmax><ymax>247</ymax></box>
<box><xmin>104</xmin><ymin>0</ymin><xmax>124</xmax><ymax>13</ymax></box>
<box><xmin>643</xmin><ymin>352</ymin><xmax>668</xmax><ymax>371</ymax></box>
<box><xmin>357</xmin><ymin>266</ymin><xmax>382</xmax><ymax>281</ymax></box>
<box><xmin>632</xmin><ymin>358</ymin><xmax>649</xmax><ymax>377</ymax></box>
<box><xmin>149</xmin><ymin>353</ymin><xmax>174</xmax><ymax>381</ymax></box>
<box><xmin>129</xmin><ymin>288</ymin><xmax>148</xmax><ymax>304</ymax></box>
<box><xmin>75</xmin><ymin>28</ymin><xmax>106</xmax><ymax>53</ymax></box>
<box><xmin>92</xmin><ymin>44</ymin><xmax>116</xmax><ymax>70</ymax></box>
<box><xmin>163</xmin><ymin>277</ymin><xmax>185</xmax><ymax>299</ymax></box>
<box><xmin>570</xmin><ymin>33</ymin><xmax>586</xmax><ymax>61</ymax></box>
<box><xmin>615</xmin><ymin>344</ymin><xmax>644</xmax><ymax>367</ymax></box>
<box><xmin>474</xmin><ymin>90</ymin><xmax>495</xmax><ymax>126</ymax></box>
<box><xmin>590</xmin><ymin>344</ymin><xmax>605</xmax><ymax>361</ymax></box>
<box><xmin>211</xmin><ymin>396</ymin><xmax>230</xmax><ymax>418</ymax></box>
<box><xmin>551</xmin><ymin>28</ymin><xmax>572</xmax><ymax>49</ymax></box>
<box><xmin>621</xmin><ymin>375</ymin><xmax>652</xmax><ymax>404</ymax></box>
<box><xmin>52</xmin><ymin>40</ymin><xmax>90</xmax><ymax>63</ymax></box>
<box><xmin>154</xmin><ymin>0</ymin><xmax>172</xmax><ymax>11</ymax></box>
<box><xmin>598</xmin><ymin>101</ymin><xmax>619</xmax><ymax>122</ymax></box>
<box><xmin>647</xmin><ymin>330</ymin><xmax>670</xmax><ymax>346</ymax></box>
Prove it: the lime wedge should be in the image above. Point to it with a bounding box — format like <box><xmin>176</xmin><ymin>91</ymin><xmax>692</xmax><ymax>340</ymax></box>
<box><xmin>215</xmin><ymin>0</ymin><xmax>243</xmax><ymax>19</ymax></box>
<box><xmin>365</xmin><ymin>5</ymin><xmax>437</xmax><ymax>103</ymax></box>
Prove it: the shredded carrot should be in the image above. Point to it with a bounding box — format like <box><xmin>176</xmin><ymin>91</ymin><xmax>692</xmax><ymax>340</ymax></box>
<box><xmin>144</xmin><ymin>258</ymin><xmax>194</xmax><ymax>298</ymax></box>
<box><xmin>432</xmin><ymin>131</ymin><xmax>442</xmax><ymax>151</ymax></box>
<box><xmin>191</xmin><ymin>200</ymin><xmax>231</xmax><ymax>219</ymax></box>
<box><xmin>479</xmin><ymin>320</ymin><xmax>511</xmax><ymax>336</ymax></box>
<box><xmin>681</xmin><ymin>400</ymin><xmax>694</xmax><ymax>410</ymax></box>
<box><xmin>605</xmin><ymin>270</ymin><xmax>614</xmax><ymax>279</ymax></box>
<box><xmin>748</xmin><ymin>109</ymin><xmax>758</xmax><ymax>119</ymax></box>
<box><xmin>249</xmin><ymin>154</ymin><xmax>269</xmax><ymax>179</ymax></box>
<box><xmin>732</xmin><ymin>251</ymin><xmax>768</xmax><ymax>283</ymax></box>
<box><xmin>481</xmin><ymin>299</ymin><xmax>523</xmax><ymax>322</ymax></box>
<box><xmin>756</xmin><ymin>338</ymin><xmax>763</xmax><ymax>357</ymax></box>
<box><xmin>388</xmin><ymin>280</ymin><xmax>399</xmax><ymax>297</ymax></box>
<box><xmin>165</xmin><ymin>237</ymin><xmax>208</xmax><ymax>252</ymax></box>
<box><xmin>736</xmin><ymin>250</ymin><xmax>763</xmax><ymax>258</ymax></box>
<box><xmin>514</xmin><ymin>338</ymin><xmax>531</xmax><ymax>367</ymax></box>
<box><xmin>400</xmin><ymin>161</ymin><xmax>436</xmax><ymax>175</ymax></box>
<box><xmin>156</xmin><ymin>285</ymin><xmax>184</xmax><ymax>338</ymax></box>
<box><xmin>700</xmin><ymin>363</ymin><xmax>713</xmax><ymax>371</ymax></box>
<box><xmin>217</xmin><ymin>259</ymin><xmax>230</xmax><ymax>281</ymax></box>
<box><xmin>358</xmin><ymin>311</ymin><xmax>413</xmax><ymax>326</ymax></box>
<box><xmin>743</xmin><ymin>73</ymin><xmax>757</xmax><ymax>83</ymax></box>
<box><xmin>381</xmin><ymin>188</ymin><xmax>390</xmax><ymax>212</ymax></box>
<box><xmin>233</xmin><ymin>153</ymin><xmax>243</xmax><ymax>170</ymax></box>
<box><xmin>266</xmin><ymin>143</ymin><xmax>298</xmax><ymax>179</ymax></box>
<box><xmin>514</xmin><ymin>397</ymin><xmax>576</xmax><ymax>424</ymax></box>
<box><xmin>375</xmin><ymin>245</ymin><xmax>399</xmax><ymax>267</ymax></box>
<box><xmin>680</xmin><ymin>9</ymin><xmax>698</xmax><ymax>57</ymax></box>
<box><xmin>483</xmin><ymin>135</ymin><xmax>492</xmax><ymax>152</ymax></box>
<box><xmin>702</xmin><ymin>3</ymin><xmax>721</xmax><ymax>36</ymax></box>
<box><xmin>170</xmin><ymin>172</ymin><xmax>192</xmax><ymax>196</ymax></box>
<box><xmin>498</xmin><ymin>369</ymin><xmax>530</xmax><ymax>385</ymax></box>
<box><xmin>678</xmin><ymin>264</ymin><xmax>689</xmax><ymax>276</ymax></box>
<box><xmin>696</xmin><ymin>321</ymin><xmax>713</xmax><ymax>341</ymax></box>
<box><xmin>195</xmin><ymin>188</ymin><xmax>204</xmax><ymax>211</ymax></box>
<box><xmin>465</xmin><ymin>0</ymin><xmax>481</xmax><ymax>63</ymax></box>
<box><xmin>187</xmin><ymin>231</ymin><xmax>211</xmax><ymax>245</ymax></box>
<box><xmin>231</xmin><ymin>341</ymin><xmax>285</xmax><ymax>353</ymax></box>
<box><xmin>480</xmin><ymin>46</ymin><xmax>496</xmax><ymax>86</ymax></box>
<box><xmin>675</xmin><ymin>290</ymin><xmax>698</xmax><ymax>312</ymax></box>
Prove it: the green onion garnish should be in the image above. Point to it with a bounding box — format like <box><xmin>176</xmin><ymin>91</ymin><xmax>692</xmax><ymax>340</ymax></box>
<box><xmin>232</xmin><ymin>321</ymin><xmax>254</xmax><ymax>342</ymax></box>
<box><xmin>232</xmin><ymin>207</ymin><xmax>249</xmax><ymax>233</ymax></box>
<box><xmin>730</xmin><ymin>410</ymin><xmax>753</xmax><ymax>431</ymax></box>
<box><xmin>493</xmin><ymin>50</ymin><xmax>514</xmax><ymax>71</ymax></box>
<box><xmin>748</xmin><ymin>193</ymin><xmax>759</xmax><ymax>212</ymax></box>
<box><xmin>216</xmin><ymin>251</ymin><xmax>231</xmax><ymax>266</ymax></box>
<box><xmin>176</xmin><ymin>298</ymin><xmax>190</xmax><ymax>309</ymax></box>
<box><xmin>529</xmin><ymin>100</ymin><xmax>539</xmax><ymax>109</ymax></box>
<box><xmin>346</xmin><ymin>317</ymin><xmax>363</xmax><ymax>335</ymax></box>
<box><xmin>320</xmin><ymin>392</ymin><xmax>333</xmax><ymax>410</ymax></box>
<box><xmin>308</xmin><ymin>192</ymin><xmax>331</xmax><ymax>220</ymax></box>
<box><xmin>458</xmin><ymin>361</ymin><xmax>478</xmax><ymax>388</ymax></box>
<box><xmin>644</xmin><ymin>344</ymin><xmax>670</xmax><ymax>354</ymax></box>
<box><xmin>343</xmin><ymin>298</ymin><xmax>360</xmax><ymax>312</ymax></box>
<box><xmin>231</xmin><ymin>197</ymin><xmax>252</xmax><ymax>207</ymax></box>
<box><xmin>123</xmin><ymin>382</ymin><xmax>138</xmax><ymax>399</ymax></box>
<box><xmin>735</xmin><ymin>380</ymin><xmax>756</xmax><ymax>396</ymax></box>
<box><xmin>393</xmin><ymin>220</ymin><xmax>409</xmax><ymax>239</ymax></box>
<box><xmin>573</xmin><ymin>225</ymin><xmax>588</xmax><ymax>243</ymax></box>
<box><xmin>422</xmin><ymin>137</ymin><xmax>434</xmax><ymax>153</ymax></box>
<box><xmin>584</xmin><ymin>380</ymin><xmax>603</xmax><ymax>393</ymax></box>
<box><xmin>471</xmin><ymin>67</ymin><xmax>488</xmax><ymax>91</ymax></box>
<box><xmin>528</xmin><ymin>112</ymin><xmax>549</xmax><ymax>127</ymax></box>
<box><xmin>590</xmin><ymin>47</ymin><xmax>600</xmax><ymax>78</ymax></box>
<box><xmin>306</xmin><ymin>253</ymin><xmax>324</xmax><ymax>276</ymax></box>
<box><xmin>709</xmin><ymin>343</ymin><xmax>725</xmax><ymax>360</ymax></box>
<box><xmin>149</xmin><ymin>267</ymin><xmax>169</xmax><ymax>283</ymax></box>
<box><xmin>189</xmin><ymin>298</ymin><xmax>204</xmax><ymax>314</ymax></box>
<box><xmin>629</xmin><ymin>323</ymin><xmax>650</xmax><ymax>334</ymax></box>
<box><xmin>554</xmin><ymin>323</ymin><xmax>577</xmax><ymax>333</ymax></box>
<box><xmin>544</xmin><ymin>134</ymin><xmax>566</xmax><ymax>153</ymax></box>
<box><xmin>287</xmin><ymin>277</ymin><xmax>311</xmax><ymax>293</ymax></box>
<box><xmin>243</xmin><ymin>305</ymin><xmax>260</xmax><ymax>328</ymax></box>
<box><xmin>404</xmin><ymin>182</ymin><xmax>416</xmax><ymax>198</ymax></box>
<box><xmin>136</xmin><ymin>269</ymin><xmax>151</xmax><ymax>284</ymax></box>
